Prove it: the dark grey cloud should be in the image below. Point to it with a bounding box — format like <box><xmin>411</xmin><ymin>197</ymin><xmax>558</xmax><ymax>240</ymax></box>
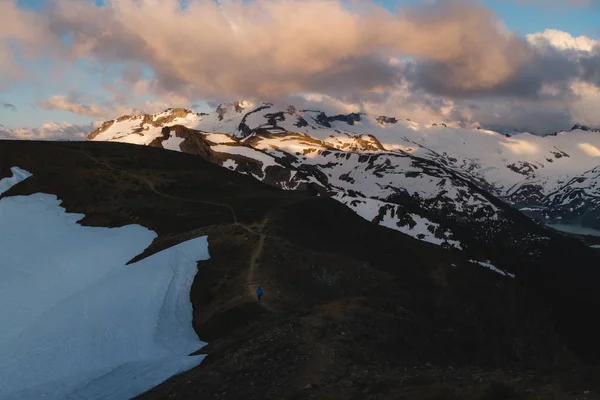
<box><xmin>2</xmin><ymin>103</ymin><xmax>16</xmax><ymax>111</ymax></box>
<box><xmin>402</xmin><ymin>41</ymin><xmax>598</xmax><ymax>101</ymax></box>
<box><xmin>580</xmin><ymin>47</ymin><xmax>600</xmax><ymax>86</ymax></box>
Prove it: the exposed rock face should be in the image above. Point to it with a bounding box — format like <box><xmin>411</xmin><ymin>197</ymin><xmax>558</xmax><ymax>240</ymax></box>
<box><xmin>153</xmin><ymin>108</ymin><xmax>193</xmax><ymax>126</ymax></box>
<box><xmin>376</xmin><ymin>115</ymin><xmax>398</xmax><ymax>125</ymax></box>
<box><xmin>328</xmin><ymin>112</ymin><xmax>362</xmax><ymax>126</ymax></box>
<box><xmin>149</xmin><ymin>125</ymin><xmax>214</xmax><ymax>160</ymax></box>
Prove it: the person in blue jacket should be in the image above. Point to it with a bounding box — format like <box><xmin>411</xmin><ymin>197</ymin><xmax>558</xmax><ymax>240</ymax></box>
<box><xmin>256</xmin><ymin>285</ymin><xmax>263</xmax><ymax>303</ymax></box>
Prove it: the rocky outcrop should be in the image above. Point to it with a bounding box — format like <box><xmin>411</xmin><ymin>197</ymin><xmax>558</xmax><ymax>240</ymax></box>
<box><xmin>152</xmin><ymin>108</ymin><xmax>193</xmax><ymax>126</ymax></box>
<box><xmin>87</xmin><ymin>120</ymin><xmax>115</xmax><ymax>140</ymax></box>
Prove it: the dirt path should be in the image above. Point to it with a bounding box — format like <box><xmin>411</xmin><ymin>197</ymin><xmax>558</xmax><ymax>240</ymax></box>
<box><xmin>246</xmin><ymin>217</ymin><xmax>276</xmax><ymax>312</ymax></box>
<box><xmin>80</xmin><ymin>146</ymin><xmax>276</xmax><ymax>311</ymax></box>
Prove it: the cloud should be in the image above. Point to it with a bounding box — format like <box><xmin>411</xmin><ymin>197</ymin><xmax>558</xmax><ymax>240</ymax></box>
<box><xmin>2</xmin><ymin>102</ymin><xmax>16</xmax><ymax>111</ymax></box>
<box><xmin>404</xmin><ymin>27</ymin><xmax>600</xmax><ymax>99</ymax></box>
<box><xmin>570</xmin><ymin>81</ymin><xmax>600</xmax><ymax>127</ymax></box>
<box><xmin>1</xmin><ymin>0</ymin><xmax>600</xmax><ymax>134</ymax></box>
<box><xmin>37</xmin><ymin>0</ymin><xmax>535</xmax><ymax>100</ymax></box>
<box><xmin>0</xmin><ymin>1</ymin><xmax>57</xmax><ymax>87</ymax></box>
<box><xmin>527</xmin><ymin>29</ymin><xmax>598</xmax><ymax>52</ymax></box>
<box><xmin>518</xmin><ymin>0</ymin><xmax>599</xmax><ymax>7</ymax></box>
<box><xmin>40</xmin><ymin>95</ymin><xmax>105</xmax><ymax>117</ymax></box>
<box><xmin>500</xmin><ymin>138</ymin><xmax>540</xmax><ymax>155</ymax></box>
<box><xmin>296</xmin><ymin>84</ymin><xmax>576</xmax><ymax>134</ymax></box>
<box><xmin>0</xmin><ymin>122</ymin><xmax>91</xmax><ymax>141</ymax></box>
<box><xmin>39</xmin><ymin>94</ymin><xmax>177</xmax><ymax>120</ymax></box>
<box><xmin>578</xmin><ymin>143</ymin><xmax>600</xmax><ymax>157</ymax></box>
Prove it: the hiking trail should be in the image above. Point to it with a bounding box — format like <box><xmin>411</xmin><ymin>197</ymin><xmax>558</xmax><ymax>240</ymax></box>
<box><xmin>247</xmin><ymin>217</ymin><xmax>275</xmax><ymax>312</ymax></box>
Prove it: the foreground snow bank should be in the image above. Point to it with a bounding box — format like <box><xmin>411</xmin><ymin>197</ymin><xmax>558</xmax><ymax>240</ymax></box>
<box><xmin>0</xmin><ymin>166</ymin><xmax>32</xmax><ymax>195</ymax></box>
<box><xmin>0</xmin><ymin>168</ymin><xmax>209</xmax><ymax>400</ymax></box>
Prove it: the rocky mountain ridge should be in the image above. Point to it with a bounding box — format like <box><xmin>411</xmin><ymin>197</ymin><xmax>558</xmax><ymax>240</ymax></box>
<box><xmin>88</xmin><ymin>103</ymin><xmax>600</xmax><ymax>273</ymax></box>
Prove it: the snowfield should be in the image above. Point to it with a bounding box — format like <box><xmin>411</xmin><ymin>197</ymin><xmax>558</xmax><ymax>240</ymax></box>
<box><xmin>0</xmin><ymin>168</ymin><xmax>209</xmax><ymax>400</ymax></box>
<box><xmin>212</xmin><ymin>144</ymin><xmax>280</xmax><ymax>173</ymax></box>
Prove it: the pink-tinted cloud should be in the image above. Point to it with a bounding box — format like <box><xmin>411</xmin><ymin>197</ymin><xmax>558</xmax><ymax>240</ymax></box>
<box><xmin>1</xmin><ymin>0</ymin><xmax>600</xmax><ymax>135</ymax></box>
<box><xmin>38</xmin><ymin>0</ymin><xmax>531</xmax><ymax>99</ymax></box>
<box><xmin>0</xmin><ymin>122</ymin><xmax>90</xmax><ymax>141</ymax></box>
<box><xmin>40</xmin><ymin>95</ymin><xmax>106</xmax><ymax>117</ymax></box>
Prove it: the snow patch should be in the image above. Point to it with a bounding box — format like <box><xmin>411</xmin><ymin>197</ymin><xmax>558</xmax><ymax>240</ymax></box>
<box><xmin>0</xmin><ymin>167</ymin><xmax>32</xmax><ymax>195</ymax></box>
<box><xmin>222</xmin><ymin>159</ymin><xmax>238</xmax><ymax>170</ymax></box>
<box><xmin>212</xmin><ymin>145</ymin><xmax>279</xmax><ymax>173</ymax></box>
<box><xmin>0</xmin><ymin>174</ymin><xmax>209</xmax><ymax>399</ymax></box>
<box><xmin>470</xmin><ymin>260</ymin><xmax>515</xmax><ymax>278</ymax></box>
<box><xmin>162</xmin><ymin>135</ymin><xmax>185</xmax><ymax>152</ymax></box>
<box><xmin>203</xmin><ymin>132</ymin><xmax>237</xmax><ymax>144</ymax></box>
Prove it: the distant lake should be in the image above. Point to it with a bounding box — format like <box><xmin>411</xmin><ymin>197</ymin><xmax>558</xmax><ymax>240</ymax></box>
<box><xmin>547</xmin><ymin>224</ymin><xmax>600</xmax><ymax>238</ymax></box>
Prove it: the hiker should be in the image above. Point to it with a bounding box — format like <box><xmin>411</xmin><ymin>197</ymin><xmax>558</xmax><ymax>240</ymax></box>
<box><xmin>256</xmin><ymin>285</ymin><xmax>263</xmax><ymax>303</ymax></box>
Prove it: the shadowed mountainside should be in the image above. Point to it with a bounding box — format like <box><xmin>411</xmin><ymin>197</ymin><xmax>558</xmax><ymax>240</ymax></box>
<box><xmin>2</xmin><ymin>140</ymin><xmax>600</xmax><ymax>400</ymax></box>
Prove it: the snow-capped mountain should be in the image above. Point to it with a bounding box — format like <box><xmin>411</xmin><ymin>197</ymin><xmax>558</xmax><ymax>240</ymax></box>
<box><xmin>88</xmin><ymin>102</ymin><xmax>600</xmax><ymax>271</ymax></box>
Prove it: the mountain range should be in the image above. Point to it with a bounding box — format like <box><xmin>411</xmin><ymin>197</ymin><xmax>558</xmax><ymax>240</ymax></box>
<box><xmin>88</xmin><ymin>102</ymin><xmax>600</xmax><ymax>273</ymax></box>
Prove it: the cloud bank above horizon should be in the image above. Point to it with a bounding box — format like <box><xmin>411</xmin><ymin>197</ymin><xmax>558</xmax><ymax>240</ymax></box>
<box><xmin>0</xmin><ymin>0</ymin><xmax>599</xmax><ymax>138</ymax></box>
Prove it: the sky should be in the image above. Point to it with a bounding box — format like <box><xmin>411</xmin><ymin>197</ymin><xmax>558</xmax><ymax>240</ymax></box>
<box><xmin>0</xmin><ymin>0</ymin><xmax>599</xmax><ymax>139</ymax></box>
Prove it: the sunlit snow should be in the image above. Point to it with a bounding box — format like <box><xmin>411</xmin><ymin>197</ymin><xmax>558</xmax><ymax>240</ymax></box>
<box><xmin>0</xmin><ymin>168</ymin><xmax>209</xmax><ymax>400</ymax></box>
<box><xmin>212</xmin><ymin>144</ymin><xmax>280</xmax><ymax>173</ymax></box>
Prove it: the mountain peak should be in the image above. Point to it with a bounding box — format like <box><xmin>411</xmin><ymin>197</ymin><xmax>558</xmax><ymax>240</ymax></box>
<box><xmin>571</xmin><ymin>124</ymin><xmax>600</xmax><ymax>133</ymax></box>
<box><xmin>215</xmin><ymin>101</ymin><xmax>255</xmax><ymax>121</ymax></box>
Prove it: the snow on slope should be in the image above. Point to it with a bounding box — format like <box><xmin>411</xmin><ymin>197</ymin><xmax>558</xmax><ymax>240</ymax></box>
<box><xmin>91</xmin><ymin>111</ymin><xmax>202</xmax><ymax>145</ymax></box>
<box><xmin>0</xmin><ymin>168</ymin><xmax>209</xmax><ymax>400</ymax></box>
<box><xmin>88</xmin><ymin>104</ymin><xmax>600</xmax><ymax>202</ymax></box>
<box><xmin>162</xmin><ymin>135</ymin><xmax>186</xmax><ymax>151</ymax></box>
<box><xmin>212</xmin><ymin>144</ymin><xmax>280</xmax><ymax>174</ymax></box>
<box><xmin>470</xmin><ymin>260</ymin><xmax>516</xmax><ymax>278</ymax></box>
<box><xmin>334</xmin><ymin>194</ymin><xmax>463</xmax><ymax>249</ymax></box>
<box><xmin>234</xmin><ymin>104</ymin><xmax>600</xmax><ymax>196</ymax></box>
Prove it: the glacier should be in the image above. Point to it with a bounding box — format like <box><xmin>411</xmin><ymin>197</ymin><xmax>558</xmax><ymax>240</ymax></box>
<box><xmin>0</xmin><ymin>168</ymin><xmax>209</xmax><ymax>400</ymax></box>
